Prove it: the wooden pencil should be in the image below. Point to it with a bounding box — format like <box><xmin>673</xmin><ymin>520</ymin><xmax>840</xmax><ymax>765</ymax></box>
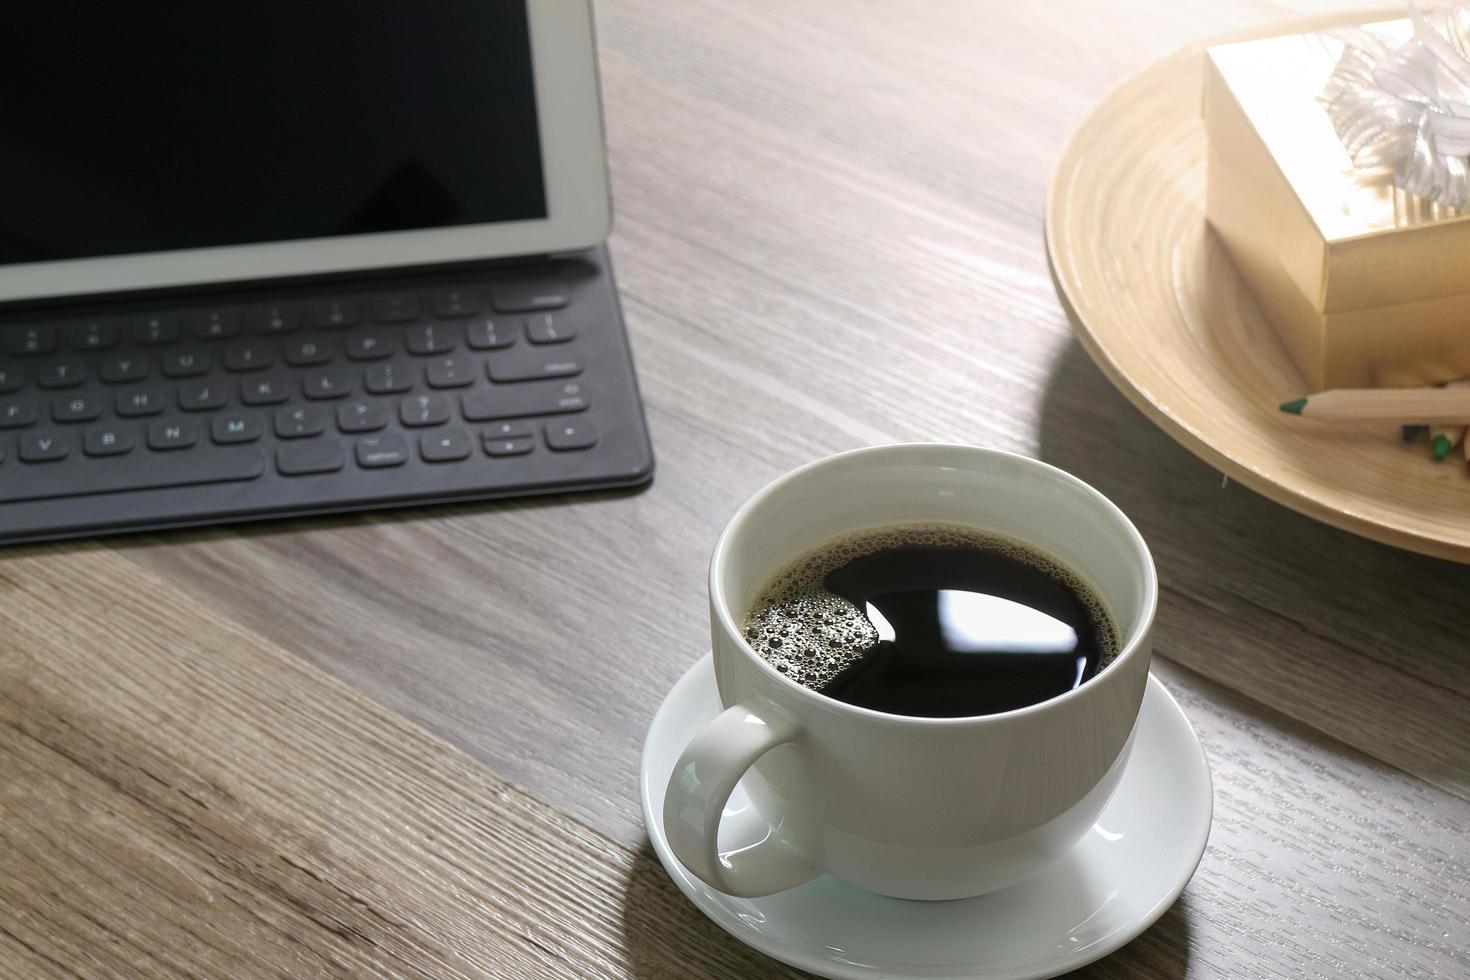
<box><xmin>1279</xmin><ymin>388</ymin><xmax>1470</xmax><ymax>423</ymax></box>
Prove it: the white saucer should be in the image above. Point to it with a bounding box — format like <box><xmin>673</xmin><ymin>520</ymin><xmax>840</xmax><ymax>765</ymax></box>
<box><xmin>640</xmin><ymin>655</ymin><xmax>1213</xmax><ymax>979</ymax></box>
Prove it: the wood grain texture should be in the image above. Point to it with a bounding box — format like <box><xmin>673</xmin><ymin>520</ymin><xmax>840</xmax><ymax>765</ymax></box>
<box><xmin>0</xmin><ymin>546</ymin><xmax>800</xmax><ymax>979</ymax></box>
<box><xmin>4</xmin><ymin>0</ymin><xmax>1469</xmax><ymax>977</ymax></box>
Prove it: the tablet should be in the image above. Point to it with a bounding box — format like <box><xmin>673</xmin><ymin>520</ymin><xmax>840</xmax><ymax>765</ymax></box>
<box><xmin>0</xmin><ymin>0</ymin><xmax>612</xmax><ymax>302</ymax></box>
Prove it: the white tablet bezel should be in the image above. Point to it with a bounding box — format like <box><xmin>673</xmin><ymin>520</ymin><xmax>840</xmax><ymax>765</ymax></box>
<box><xmin>0</xmin><ymin>0</ymin><xmax>611</xmax><ymax>304</ymax></box>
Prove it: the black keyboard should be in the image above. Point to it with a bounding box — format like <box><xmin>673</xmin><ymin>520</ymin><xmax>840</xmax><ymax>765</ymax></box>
<box><xmin>0</xmin><ymin>247</ymin><xmax>653</xmax><ymax>542</ymax></box>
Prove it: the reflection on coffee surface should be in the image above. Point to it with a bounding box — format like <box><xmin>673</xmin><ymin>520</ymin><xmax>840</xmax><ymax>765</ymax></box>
<box><xmin>742</xmin><ymin>524</ymin><xmax>1119</xmax><ymax>718</ymax></box>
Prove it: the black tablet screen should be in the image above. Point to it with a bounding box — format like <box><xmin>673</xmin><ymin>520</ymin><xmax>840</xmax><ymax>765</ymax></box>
<box><xmin>0</xmin><ymin>2</ymin><xmax>546</xmax><ymax>264</ymax></box>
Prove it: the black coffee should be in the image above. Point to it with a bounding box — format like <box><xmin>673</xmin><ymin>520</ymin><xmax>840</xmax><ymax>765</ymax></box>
<box><xmin>742</xmin><ymin>524</ymin><xmax>1118</xmax><ymax>718</ymax></box>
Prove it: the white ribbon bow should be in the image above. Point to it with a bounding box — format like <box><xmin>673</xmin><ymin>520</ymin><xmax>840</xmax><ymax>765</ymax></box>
<box><xmin>1320</xmin><ymin>3</ymin><xmax>1470</xmax><ymax>207</ymax></box>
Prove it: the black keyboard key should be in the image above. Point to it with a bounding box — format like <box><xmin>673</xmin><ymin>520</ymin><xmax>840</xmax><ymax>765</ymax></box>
<box><xmin>545</xmin><ymin>418</ymin><xmax>599</xmax><ymax>451</ymax></box>
<box><xmin>247</xmin><ymin>304</ymin><xmax>301</xmax><ymax>335</ymax></box>
<box><xmin>525</xmin><ymin>313</ymin><xmax>575</xmax><ymax>344</ymax></box>
<box><xmin>100</xmin><ymin>354</ymin><xmax>150</xmax><ymax>383</ymax></box>
<box><xmin>466</xmin><ymin>318</ymin><xmax>516</xmax><ymax>350</ymax></box>
<box><xmin>461</xmin><ymin>379</ymin><xmax>588</xmax><ymax>421</ymax></box>
<box><xmin>406</xmin><ymin>322</ymin><xmax>457</xmax><ymax>355</ymax></box>
<box><xmin>364</xmin><ymin>362</ymin><xmax>413</xmax><ymax>394</ymax></box>
<box><xmin>399</xmin><ymin>393</ymin><xmax>450</xmax><ymax>427</ymax></box>
<box><xmin>285</xmin><ymin>338</ymin><xmax>333</xmax><ymax>366</ymax></box>
<box><xmin>242</xmin><ymin>376</ymin><xmax>290</xmax><ymax>405</ymax></box>
<box><xmin>224</xmin><ymin>342</ymin><xmax>274</xmax><ymax>372</ymax></box>
<box><xmin>162</xmin><ymin>350</ymin><xmax>210</xmax><ymax>378</ymax></box>
<box><xmin>486</xmin><ymin>347</ymin><xmax>582</xmax><ymax>383</ymax></box>
<box><xmin>373</xmin><ymin>294</ymin><xmax>421</xmax><ymax>323</ymax></box>
<box><xmin>211</xmin><ymin>413</ymin><xmax>263</xmax><ymax>444</ymax></box>
<box><xmin>346</xmin><ymin>331</ymin><xmax>393</xmax><ymax>360</ymax></box>
<box><xmin>191</xmin><ymin>310</ymin><xmax>241</xmax><ymax>340</ymax></box>
<box><xmin>128</xmin><ymin>315</ymin><xmax>181</xmax><ymax>345</ymax></box>
<box><xmin>148</xmin><ymin>419</ymin><xmax>201</xmax><ymax>451</ymax></box>
<box><xmin>0</xmin><ymin>447</ymin><xmax>265</xmax><ymax>503</ymax></box>
<box><xmin>6</xmin><ymin>326</ymin><xmax>58</xmax><ymax>356</ymax></box>
<box><xmin>117</xmin><ymin>388</ymin><xmax>166</xmax><ymax>417</ymax></box>
<box><xmin>53</xmin><ymin>394</ymin><xmax>102</xmax><ymax>423</ymax></box>
<box><xmin>432</xmin><ymin>287</ymin><xmax>481</xmax><ymax>317</ymax></box>
<box><xmin>337</xmin><ymin>400</ymin><xmax>388</xmax><ymax>433</ymax></box>
<box><xmin>0</xmin><ymin>400</ymin><xmax>38</xmax><ymax>428</ymax></box>
<box><xmin>426</xmin><ymin>355</ymin><xmax>475</xmax><ymax>388</ymax></box>
<box><xmin>483</xmin><ymin>435</ymin><xmax>535</xmax><ymax>457</ymax></box>
<box><xmin>37</xmin><ymin>360</ymin><xmax>86</xmax><ymax>389</ymax></box>
<box><xmin>482</xmin><ymin>420</ymin><xmax>534</xmax><ymax>440</ymax></box>
<box><xmin>356</xmin><ymin>433</ymin><xmax>409</xmax><ymax>468</ymax></box>
<box><xmin>311</xmin><ymin>298</ymin><xmax>361</xmax><ymax>328</ymax></box>
<box><xmin>420</xmin><ymin>429</ymin><xmax>472</xmax><ymax>462</ymax></box>
<box><xmin>490</xmin><ymin>280</ymin><xmax>570</xmax><ymax>312</ymax></box>
<box><xmin>179</xmin><ymin>380</ymin><xmax>228</xmax><ymax>411</ymax></box>
<box><xmin>84</xmin><ymin>426</ymin><xmax>136</xmax><ymax>457</ymax></box>
<box><xmin>19</xmin><ymin>432</ymin><xmax>70</xmax><ymax>462</ymax></box>
<box><xmin>278</xmin><ymin>442</ymin><xmax>345</xmax><ymax>476</ymax></box>
<box><xmin>302</xmin><ymin>369</ymin><xmax>351</xmax><ymax>399</ymax></box>
<box><xmin>275</xmin><ymin>405</ymin><xmax>328</xmax><ymax>438</ymax></box>
<box><xmin>0</xmin><ymin>365</ymin><xmax>20</xmax><ymax>393</ymax></box>
<box><xmin>69</xmin><ymin>321</ymin><xmax>118</xmax><ymax>351</ymax></box>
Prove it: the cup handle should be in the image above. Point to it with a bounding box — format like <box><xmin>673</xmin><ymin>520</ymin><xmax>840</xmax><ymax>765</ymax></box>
<box><xmin>663</xmin><ymin>697</ymin><xmax>819</xmax><ymax>897</ymax></box>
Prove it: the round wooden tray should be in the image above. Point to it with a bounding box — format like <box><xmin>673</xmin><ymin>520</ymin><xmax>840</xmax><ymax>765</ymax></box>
<box><xmin>1045</xmin><ymin>14</ymin><xmax>1470</xmax><ymax>564</ymax></box>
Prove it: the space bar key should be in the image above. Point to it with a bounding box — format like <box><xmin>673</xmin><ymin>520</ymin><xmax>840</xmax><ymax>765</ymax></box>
<box><xmin>0</xmin><ymin>448</ymin><xmax>267</xmax><ymax>503</ymax></box>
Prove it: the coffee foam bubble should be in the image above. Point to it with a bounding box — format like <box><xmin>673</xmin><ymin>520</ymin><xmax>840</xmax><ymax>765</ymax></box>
<box><xmin>741</xmin><ymin>523</ymin><xmax>1119</xmax><ymax>694</ymax></box>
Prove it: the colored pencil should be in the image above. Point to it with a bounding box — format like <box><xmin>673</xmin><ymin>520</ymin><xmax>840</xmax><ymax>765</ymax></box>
<box><xmin>1279</xmin><ymin>388</ymin><xmax>1470</xmax><ymax>423</ymax></box>
<box><xmin>1431</xmin><ymin>425</ymin><xmax>1466</xmax><ymax>461</ymax></box>
<box><xmin>1429</xmin><ymin>382</ymin><xmax>1470</xmax><ymax>458</ymax></box>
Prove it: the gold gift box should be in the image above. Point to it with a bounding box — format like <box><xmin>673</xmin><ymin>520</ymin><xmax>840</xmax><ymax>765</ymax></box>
<box><xmin>1203</xmin><ymin>21</ymin><xmax>1470</xmax><ymax>390</ymax></box>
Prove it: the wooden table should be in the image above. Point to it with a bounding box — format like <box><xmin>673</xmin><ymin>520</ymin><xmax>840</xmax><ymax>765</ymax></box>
<box><xmin>3</xmin><ymin>1</ymin><xmax>1467</xmax><ymax>976</ymax></box>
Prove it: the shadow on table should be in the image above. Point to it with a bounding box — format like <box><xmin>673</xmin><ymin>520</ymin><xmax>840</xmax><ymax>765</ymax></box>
<box><xmin>617</xmin><ymin>841</ymin><xmax>812</xmax><ymax>978</ymax></box>
<box><xmin>617</xmin><ymin>835</ymin><xmax>1195</xmax><ymax>979</ymax></box>
<box><xmin>1033</xmin><ymin>337</ymin><xmax>1470</xmax><ymax>668</ymax></box>
<box><xmin>1033</xmin><ymin>336</ymin><xmax>1465</xmax><ymax>573</ymax></box>
<box><xmin>0</xmin><ymin>483</ymin><xmax>650</xmax><ymax>562</ymax></box>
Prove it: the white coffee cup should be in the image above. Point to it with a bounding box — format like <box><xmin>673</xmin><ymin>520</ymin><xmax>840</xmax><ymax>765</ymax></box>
<box><xmin>663</xmin><ymin>444</ymin><xmax>1157</xmax><ymax>900</ymax></box>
